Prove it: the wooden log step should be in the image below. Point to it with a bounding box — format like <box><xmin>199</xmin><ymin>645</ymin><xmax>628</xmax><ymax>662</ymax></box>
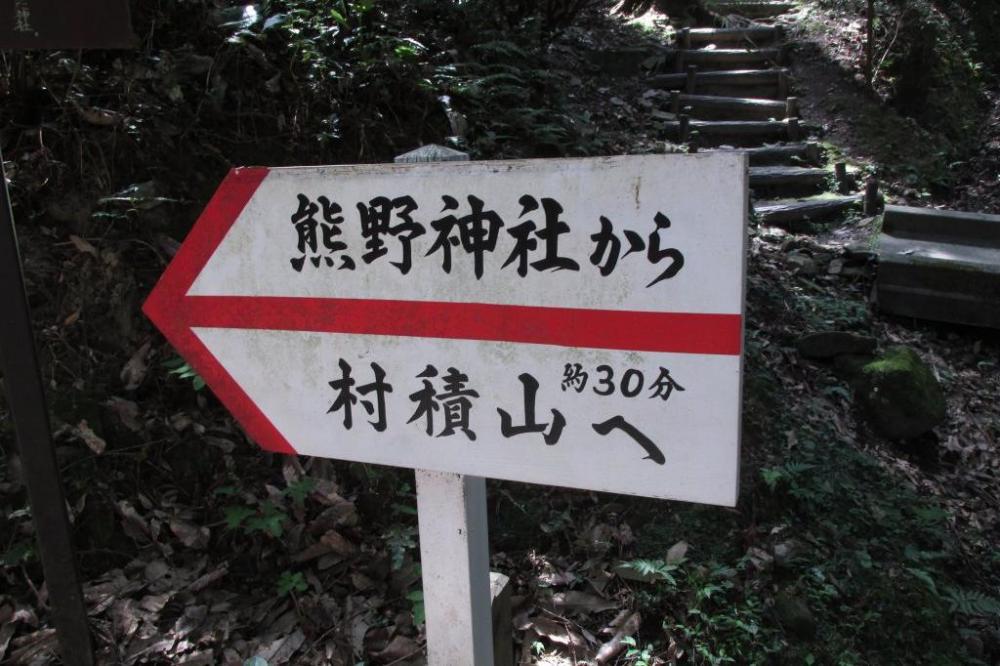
<box><xmin>754</xmin><ymin>195</ymin><xmax>863</xmax><ymax>227</ymax></box>
<box><xmin>684</xmin><ymin>26</ymin><xmax>780</xmax><ymax>46</ymax></box>
<box><xmin>664</xmin><ymin>118</ymin><xmax>808</xmax><ymax>145</ymax></box>
<box><xmin>708</xmin><ymin>142</ymin><xmax>823</xmax><ymax>165</ymax></box>
<box><xmin>882</xmin><ymin>204</ymin><xmax>1000</xmax><ymax>247</ymax></box>
<box><xmin>696</xmin><ymin>83</ymin><xmax>783</xmax><ymax>100</ymax></box>
<box><xmin>877</xmin><ymin>206</ymin><xmax>1000</xmax><ymax>328</ymax></box>
<box><xmin>648</xmin><ymin>68</ymin><xmax>788</xmax><ymax>91</ymax></box>
<box><xmin>750</xmin><ymin>166</ymin><xmax>830</xmax><ymax>189</ymax></box>
<box><xmin>877</xmin><ymin>284</ymin><xmax>1000</xmax><ymax>330</ymax></box>
<box><xmin>676</xmin><ymin>48</ymin><xmax>783</xmax><ymax>70</ymax></box>
<box><xmin>671</xmin><ymin>92</ymin><xmax>788</xmax><ymax>120</ymax></box>
<box><xmin>709</xmin><ymin>2</ymin><xmax>797</xmax><ymax>18</ymax></box>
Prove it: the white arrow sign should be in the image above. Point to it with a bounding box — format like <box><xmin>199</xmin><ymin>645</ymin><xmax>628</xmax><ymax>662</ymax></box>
<box><xmin>145</xmin><ymin>153</ymin><xmax>747</xmax><ymax>506</ymax></box>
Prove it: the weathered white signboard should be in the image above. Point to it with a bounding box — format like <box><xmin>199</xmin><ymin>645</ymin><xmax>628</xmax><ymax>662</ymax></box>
<box><xmin>144</xmin><ymin>153</ymin><xmax>747</xmax><ymax>506</ymax></box>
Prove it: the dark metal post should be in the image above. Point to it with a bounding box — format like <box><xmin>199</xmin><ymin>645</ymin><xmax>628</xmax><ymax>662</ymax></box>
<box><xmin>0</xmin><ymin>150</ymin><xmax>94</xmax><ymax>665</ymax></box>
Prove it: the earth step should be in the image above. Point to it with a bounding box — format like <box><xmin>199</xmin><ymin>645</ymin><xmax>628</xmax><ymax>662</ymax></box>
<box><xmin>682</xmin><ymin>26</ymin><xmax>780</xmax><ymax>47</ymax></box>
<box><xmin>585</xmin><ymin>46</ymin><xmax>669</xmax><ymax>77</ymax></box>
<box><xmin>709</xmin><ymin>2</ymin><xmax>797</xmax><ymax>18</ymax></box>
<box><xmin>648</xmin><ymin>68</ymin><xmax>789</xmax><ymax>100</ymax></box>
<box><xmin>749</xmin><ymin>166</ymin><xmax>830</xmax><ymax>189</ymax></box>
<box><xmin>664</xmin><ymin>118</ymin><xmax>808</xmax><ymax>145</ymax></box>
<box><xmin>669</xmin><ymin>92</ymin><xmax>793</xmax><ymax>120</ymax></box>
<box><xmin>876</xmin><ymin>205</ymin><xmax>1000</xmax><ymax>329</ymax></box>
<box><xmin>675</xmin><ymin>48</ymin><xmax>783</xmax><ymax>70</ymax></box>
<box><xmin>754</xmin><ymin>195</ymin><xmax>863</xmax><ymax>227</ymax></box>
<box><xmin>708</xmin><ymin>142</ymin><xmax>823</xmax><ymax>165</ymax></box>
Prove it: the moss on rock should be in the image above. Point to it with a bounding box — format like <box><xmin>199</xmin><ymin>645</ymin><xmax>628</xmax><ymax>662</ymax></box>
<box><xmin>854</xmin><ymin>346</ymin><xmax>947</xmax><ymax>440</ymax></box>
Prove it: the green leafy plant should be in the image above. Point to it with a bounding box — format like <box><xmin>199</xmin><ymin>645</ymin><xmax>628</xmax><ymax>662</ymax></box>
<box><xmin>390</xmin><ymin>481</ymin><xmax>418</xmax><ymax>516</ymax></box>
<box><xmin>449</xmin><ymin>39</ymin><xmax>599</xmax><ymax>157</ymax></box>
<box><xmin>163</xmin><ymin>355</ymin><xmax>206</xmax><ymax>391</ymax></box>
<box><xmin>618</xmin><ymin>558</ymin><xmax>680</xmax><ymax>585</ymax></box>
<box><xmin>221</xmin><ymin>476</ymin><xmax>319</xmax><ymax>538</ymax></box>
<box><xmin>285</xmin><ymin>477</ymin><xmax>317</xmax><ymax>505</ymax></box>
<box><xmin>225</xmin><ymin>500</ymin><xmax>287</xmax><ymax>537</ymax></box>
<box><xmin>1</xmin><ymin>540</ymin><xmax>35</xmax><ymax>568</ymax></box>
<box><xmin>407</xmin><ymin>589</ymin><xmax>426</xmax><ymax>627</ymax></box>
<box><xmin>244</xmin><ymin>501</ymin><xmax>288</xmax><ymax>537</ymax></box>
<box><xmin>760</xmin><ymin>463</ymin><xmax>815</xmax><ymax>493</ymax></box>
<box><xmin>623</xmin><ymin>636</ymin><xmax>655</xmax><ymax>666</ymax></box>
<box><xmin>277</xmin><ymin>570</ymin><xmax>308</xmax><ymax>596</ymax></box>
<box><xmin>383</xmin><ymin>524</ymin><xmax>418</xmax><ymax>571</ymax></box>
<box><xmin>223</xmin><ymin>505</ymin><xmax>257</xmax><ymax>530</ymax></box>
<box><xmin>229</xmin><ymin>0</ymin><xmax>448</xmax><ymax>157</ymax></box>
<box><xmin>943</xmin><ymin>587</ymin><xmax>1000</xmax><ymax>618</ymax></box>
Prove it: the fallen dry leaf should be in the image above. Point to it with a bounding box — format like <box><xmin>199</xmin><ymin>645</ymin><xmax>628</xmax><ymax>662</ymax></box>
<box><xmin>75</xmin><ymin>420</ymin><xmax>107</xmax><ymax>455</ymax></box>
<box><xmin>350</xmin><ymin>612</ymin><xmax>372</xmax><ymax>655</ymax></box>
<box><xmin>144</xmin><ymin>559</ymin><xmax>169</xmax><ymax>583</ymax></box>
<box><xmin>600</xmin><ymin>608</ymin><xmax>631</xmax><ymax>636</ymax></box>
<box><xmin>121</xmin><ymin>342</ymin><xmax>151</xmax><ymax>391</ymax></box>
<box><xmin>69</xmin><ymin>234</ymin><xmax>98</xmax><ymax>256</ymax></box>
<box><xmin>529</xmin><ymin>616</ymin><xmax>588</xmax><ymax>649</ymax></box>
<box><xmin>106</xmin><ymin>397</ymin><xmax>142</xmax><ymax>432</ymax></box>
<box><xmin>293</xmin><ymin>541</ymin><xmax>336</xmax><ymax>564</ymax></box>
<box><xmin>371</xmin><ymin>634</ymin><xmax>421</xmax><ymax>663</ymax></box>
<box><xmin>320</xmin><ymin>529</ymin><xmax>357</xmax><ymax>557</ymax></box>
<box><xmin>0</xmin><ymin>623</ymin><xmax>15</xmax><ymax>662</ymax></box>
<box><xmin>62</xmin><ymin>309</ymin><xmax>81</xmax><ymax>327</ymax></box>
<box><xmin>267</xmin><ymin>628</ymin><xmax>306</xmax><ymax>662</ymax></box>
<box><xmin>77</xmin><ymin>105</ymin><xmax>122</xmax><ymax>126</ymax></box>
<box><xmin>536</xmin><ymin>570</ymin><xmax>578</xmax><ymax>587</ymax></box>
<box><xmin>170</xmin><ymin>412</ymin><xmax>194</xmax><ymax>432</ymax></box>
<box><xmin>170</xmin><ymin>519</ymin><xmax>210</xmax><ymax>550</ymax></box>
<box><xmin>9</xmin><ymin>627</ymin><xmax>57</xmax><ymax>664</ymax></box>
<box><xmin>666</xmin><ymin>540</ymin><xmax>689</xmax><ymax>565</ymax></box>
<box><xmin>595</xmin><ymin>611</ymin><xmax>641</xmax><ymax>664</ymax></box>
<box><xmin>187</xmin><ymin>562</ymin><xmax>228</xmax><ymax>593</ymax></box>
<box><xmin>551</xmin><ymin>591</ymin><xmax>618</xmax><ymax>614</ymax></box>
<box><xmin>117</xmin><ymin>501</ymin><xmax>152</xmax><ymax>542</ymax></box>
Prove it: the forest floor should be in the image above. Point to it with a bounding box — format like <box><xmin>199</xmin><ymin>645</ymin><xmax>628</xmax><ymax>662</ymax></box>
<box><xmin>1</xmin><ymin>2</ymin><xmax>999</xmax><ymax>665</ymax></box>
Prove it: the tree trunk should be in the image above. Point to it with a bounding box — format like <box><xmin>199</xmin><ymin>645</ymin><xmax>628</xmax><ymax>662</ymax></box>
<box><xmin>865</xmin><ymin>0</ymin><xmax>875</xmax><ymax>86</ymax></box>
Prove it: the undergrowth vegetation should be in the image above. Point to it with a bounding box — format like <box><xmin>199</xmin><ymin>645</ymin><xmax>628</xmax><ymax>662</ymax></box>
<box><xmin>812</xmin><ymin>0</ymin><xmax>992</xmax><ymax>171</ymax></box>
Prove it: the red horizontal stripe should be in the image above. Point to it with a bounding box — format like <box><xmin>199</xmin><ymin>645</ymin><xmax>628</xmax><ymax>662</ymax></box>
<box><xmin>180</xmin><ymin>296</ymin><xmax>742</xmax><ymax>356</ymax></box>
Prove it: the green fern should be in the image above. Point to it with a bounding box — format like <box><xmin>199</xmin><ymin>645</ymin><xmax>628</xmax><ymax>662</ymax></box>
<box><xmin>944</xmin><ymin>587</ymin><xmax>1000</xmax><ymax>617</ymax></box>
<box><xmin>619</xmin><ymin>558</ymin><xmax>679</xmax><ymax>585</ymax></box>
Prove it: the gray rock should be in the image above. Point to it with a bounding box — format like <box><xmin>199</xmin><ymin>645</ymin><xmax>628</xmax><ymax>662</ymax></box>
<box><xmin>786</xmin><ymin>252</ymin><xmax>818</xmax><ymax>275</ymax></box>
<box><xmin>797</xmin><ymin>331</ymin><xmax>877</xmax><ymax>360</ymax></box>
<box><xmin>844</xmin><ymin>242</ymin><xmax>878</xmax><ymax>262</ymax></box>
<box><xmin>854</xmin><ymin>346</ymin><xmax>947</xmax><ymax>440</ymax></box>
<box><xmin>773</xmin><ymin>540</ymin><xmax>799</xmax><ymax>567</ymax></box>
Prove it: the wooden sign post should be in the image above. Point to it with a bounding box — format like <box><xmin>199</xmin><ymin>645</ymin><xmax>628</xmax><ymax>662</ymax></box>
<box><xmin>144</xmin><ymin>150</ymin><xmax>748</xmax><ymax>662</ymax></box>
<box><xmin>0</xmin><ymin>3</ymin><xmax>134</xmax><ymax>662</ymax></box>
<box><xmin>0</xmin><ymin>0</ymin><xmax>134</xmax><ymax>49</ymax></box>
<box><xmin>0</xmin><ymin>151</ymin><xmax>94</xmax><ymax>666</ymax></box>
<box><xmin>395</xmin><ymin>145</ymin><xmax>497</xmax><ymax>664</ymax></box>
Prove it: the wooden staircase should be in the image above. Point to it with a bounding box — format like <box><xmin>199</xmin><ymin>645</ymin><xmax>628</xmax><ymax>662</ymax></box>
<box><xmin>876</xmin><ymin>206</ymin><xmax>1000</xmax><ymax>328</ymax></box>
<box><xmin>648</xmin><ymin>3</ymin><xmax>869</xmax><ymax>228</ymax></box>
